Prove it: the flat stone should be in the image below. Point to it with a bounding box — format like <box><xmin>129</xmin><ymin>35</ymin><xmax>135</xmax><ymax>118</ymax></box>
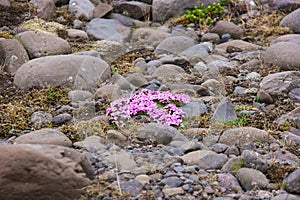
<box><xmin>14</xmin><ymin>128</ymin><xmax>72</xmax><ymax>147</ymax></box>
<box><xmin>93</xmin><ymin>2</ymin><xmax>113</xmax><ymax>18</ymax></box>
<box><xmin>181</xmin><ymin>150</ymin><xmax>216</xmax><ymax>165</ymax></box>
<box><xmin>161</xmin><ymin>176</ymin><xmax>183</xmax><ymax>188</ymax></box>
<box><xmin>215</xmin><ymin>40</ymin><xmax>261</xmax><ymax>54</ymax></box>
<box><xmin>73</xmin><ymin>135</ymin><xmax>106</xmax><ymax>152</ymax></box>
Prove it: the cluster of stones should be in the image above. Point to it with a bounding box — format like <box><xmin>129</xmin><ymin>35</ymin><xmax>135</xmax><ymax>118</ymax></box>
<box><xmin>0</xmin><ymin>0</ymin><xmax>300</xmax><ymax>199</ymax></box>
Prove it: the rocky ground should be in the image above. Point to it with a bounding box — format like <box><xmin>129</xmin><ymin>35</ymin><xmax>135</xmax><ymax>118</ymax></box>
<box><xmin>0</xmin><ymin>0</ymin><xmax>300</xmax><ymax>200</ymax></box>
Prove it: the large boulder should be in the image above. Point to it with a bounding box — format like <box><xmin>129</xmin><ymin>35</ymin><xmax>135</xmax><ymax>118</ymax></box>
<box><xmin>263</xmin><ymin>42</ymin><xmax>300</xmax><ymax>70</ymax></box>
<box><xmin>0</xmin><ymin>143</ymin><xmax>94</xmax><ymax>200</ymax></box>
<box><xmin>260</xmin><ymin>71</ymin><xmax>300</xmax><ymax>96</ymax></box>
<box><xmin>0</xmin><ymin>38</ymin><xmax>29</xmax><ymax>75</ymax></box>
<box><xmin>14</xmin><ymin>55</ymin><xmax>111</xmax><ymax>91</ymax></box>
<box><xmin>280</xmin><ymin>8</ymin><xmax>300</xmax><ymax>33</ymax></box>
<box><xmin>17</xmin><ymin>30</ymin><xmax>70</xmax><ymax>59</ymax></box>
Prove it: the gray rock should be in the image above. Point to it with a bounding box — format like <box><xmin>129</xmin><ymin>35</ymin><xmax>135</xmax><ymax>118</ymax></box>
<box><xmin>137</xmin><ymin>123</ymin><xmax>181</xmax><ymax>145</ymax></box>
<box><xmin>280</xmin><ymin>8</ymin><xmax>300</xmax><ymax>33</ymax></box>
<box><xmin>96</xmin><ymin>40</ymin><xmax>126</xmax><ymax>64</ymax></box>
<box><xmin>219</xmin><ymin>127</ymin><xmax>275</xmax><ymax>151</ymax></box>
<box><xmin>14</xmin><ymin>55</ymin><xmax>111</xmax><ymax>91</ymax></box>
<box><xmin>73</xmin><ymin>50</ymin><xmax>102</xmax><ymax>59</ymax></box>
<box><xmin>17</xmin><ymin>31</ymin><xmax>70</xmax><ymax>59</ymax></box>
<box><xmin>236</xmin><ymin>168</ymin><xmax>269</xmax><ymax>191</ymax></box>
<box><xmin>151</xmin><ymin>64</ymin><xmax>186</xmax><ymax>83</ymax></box>
<box><xmin>155</xmin><ymin>36</ymin><xmax>196</xmax><ymax>56</ymax></box>
<box><xmin>93</xmin><ymin>2</ymin><xmax>113</xmax><ymax>18</ymax></box>
<box><xmin>86</xmin><ymin>18</ymin><xmax>131</xmax><ymax>43</ymax></box>
<box><xmin>0</xmin><ymin>143</ymin><xmax>93</xmax><ymax>200</ymax></box>
<box><xmin>201</xmin><ymin>32</ymin><xmax>221</xmax><ymax>44</ymax></box>
<box><xmin>120</xmin><ymin>180</ymin><xmax>143</xmax><ymax>197</ymax></box>
<box><xmin>272</xmin><ymin>193</ymin><xmax>300</xmax><ymax>200</ymax></box>
<box><xmin>215</xmin><ymin>40</ymin><xmax>261</xmax><ymax>54</ymax></box>
<box><xmin>207</xmin><ymin>60</ymin><xmax>235</xmax><ymax>74</ymax></box>
<box><xmin>284</xmin><ymin>168</ymin><xmax>300</xmax><ymax>194</ymax></box>
<box><xmin>69</xmin><ymin>0</ymin><xmax>95</xmax><ymax>20</ymax></box>
<box><xmin>161</xmin><ymin>176</ymin><xmax>183</xmax><ymax>187</ymax></box>
<box><xmin>224</xmin><ymin>146</ymin><xmax>240</xmax><ymax>156</ymax></box>
<box><xmin>257</xmin><ymin>89</ymin><xmax>273</xmax><ymax>104</ymax></box>
<box><xmin>211</xmin><ymin>21</ymin><xmax>244</xmax><ymax>39</ymax></box>
<box><xmin>0</xmin><ymin>38</ymin><xmax>29</xmax><ymax>75</ymax></box>
<box><xmin>211</xmin><ymin>97</ymin><xmax>237</xmax><ymax>122</ymax></box>
<box><xmin>162</xmin><ymin>187</ymin><xmax>185</xmax><ymax>198</ymax></box>
<box><xmin>112</xmin><ymin>1</ymin><xmax>151</xmax><ymax>20</ymax></box>
<box><xmin>51</xmin><ymin>113</ymin><xmax>72</xmax><ymax>126</ymax></box>
<box><xmin>73</xmin><ymin>135</ymin><xmax>106</xmax><ymax>152</ymax></box>
<box><xmin>111</xmin><ymin>73</ymin><xmax>134</xmax><ymax>91</ymax></box>
<box><xmin>281</xmin><ymin>131</ymin><xmax>300</xmax><ymax>147</ymax></box>
<box><xmin>68</xmin><ymin>90</ymin><xmax>94</xmax><ymax>103</ymax></box>
<box><xmin>265</xmin><ymin>149</ymin><xmax>299</xmax><ymax>166</ymax></box>
<box><xmin>275</xmin><ymin>107</ymin><xmax>300</xmax><ymax>129</ymax></box>
<box><xmin>67</xmin><ymin>29</ymin><xmax>89</xmax><ymax>39</ymax></box>
<box><xmin>182</xmin><ymin>101</ymin><xmax>207</xmax><ymax>118</ymax></box>
<box><xmin>131</xmin><ymin>27</ymin><xmax>171</xmax><ymax>47</ymax></box>
<box><xmin>179</xmin><ymin>44</ymin><xmax>209</xmax><ymax>65</ymax></box>
<box><xmin>289</xmin><ymin>88</ymin><xmax>300</xmax><ymax>103</ymax></box>
<box><xmin>135</xmin><ymin>174</ymin><xmax>151</xmax><ymax>186</ymax></box>
<box><xmin>260</xmin><ymin>71</ymin><xmax>300</xmax><ymax>96</ymax></box>
<box><xmin>221</xmin><ymin>157</ymin><xmax>243</xmax><ymax>175</ymax></box>
<box><xmin>31</xmin><ymin>0</ymin><xmax>56</xmax><ymax>19</ymax></box>
<box><xmin>106</xmin><ymin>130</ymin><xmax>128</xmax><ymax>145</ymax></box>
<box><xmin>270</xmin><ymin>0</ymin><xmax>300</xmax><ymax>11</ymax></box>
<box><xmin>198</xmin><ymin>154</ymin><xmax>228</xmax><ymax>170</ymax></box>
<box><xmin>271</xmin><ymin>34</ymin><xmax>300</xmax><ymax>45</ymax></box>
<box><xmin>31</xmin><ymin>111</ymin><xmax>53</xmax><ymax>129</ymax></box>
<box><xmin>263</xmin><ymin>42</ymin><xmax>300</xmax><ymax>70</ymax></box>
<box><xmin>94</xmin><ymin>84</ymin><xmax>121</xmax><ymax>101</ymax></box>
<box><xmin>211</xmin><ymin>143</ymin><xmax>228</xmax><ymax>153</ymax></box>
<box><xmin>217</xmin><ymin>173</ymin><xmax>243</xmax><ymax>192</ymax></box>
<box><xmin>105</xmin><ymin>150</ymin><xmax>137</xmax><ymax>171</ymax></box>
<box><xmin>181</xmin><ymin>150</ymin><xmax>216</xmax><ymax>165</ymax></box>
<box><xmin>201</xmin><ymin>79</ymin><xmax>227</xmax><ymax>96</ymax></box>
<box><xmin>241</xmin><ymin>150</ymin><xmax>268</xmax><ymax>173</ymax></box>
<box><xmin>126</xmin><ymin>72</ymin><xmax>148</xmax><ymax>88</ymax></box>
<box><xmin>15</xmin><ymin>128</ymin><xmax>72</xmax><ymax>147</ymax></box>
<box><xmin>0</xmin><ymin>0</ymin><xmax>10</xmax><ymax>6</ymax></box>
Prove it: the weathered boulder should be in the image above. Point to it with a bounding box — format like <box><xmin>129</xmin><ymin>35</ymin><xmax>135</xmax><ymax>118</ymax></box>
<box><xmin>0</xmin><ymin>143</ymin><xmax>93</xmax><ymax>200</ymax></box>
<box><xmin>14</xmin><ymin>55</ymin><xmax>111</xmax><ymax>91</ymax></box>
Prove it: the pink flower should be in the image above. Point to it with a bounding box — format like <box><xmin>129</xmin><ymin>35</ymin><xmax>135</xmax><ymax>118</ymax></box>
<box><xmin>106</xmin><ymin>89</ymin><xmax>190</xmax><ymax>127</ymax></box>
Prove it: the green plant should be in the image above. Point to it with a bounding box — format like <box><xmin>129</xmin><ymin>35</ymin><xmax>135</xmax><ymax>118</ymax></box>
<box><xmin>47</xmin><ymin>87</ymin><xmax>63</xmax><ymax>101</ymax></box>
<box><xmin>225</xmin><ymin>113</ymin><xmax>249</xmax><ymax>126</ymax></box>
<box><xmin>184</xmin><ymin>0</ymin><xmax>227</xmax><ymax>25</ymax></box>
<box><xmin>278</xmin><ymin>121</ymin><xmax>292</xmax><ymax>131</ymax></box>
<box><xmin>110</xmin><ymin>65</ymin><xmax>118</xmax><ymax>74</ymax></box>
<box><xmin>231</xmin><ymin>160</ymin><xmax>244</xmax><ymax>172</ymax></box>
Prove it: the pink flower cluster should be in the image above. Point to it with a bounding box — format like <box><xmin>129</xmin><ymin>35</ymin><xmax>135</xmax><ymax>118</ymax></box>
<box><xmin>106</xmin><ymin>89</ymin><xmax>190</xmax><ymax>127</ymax></box>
